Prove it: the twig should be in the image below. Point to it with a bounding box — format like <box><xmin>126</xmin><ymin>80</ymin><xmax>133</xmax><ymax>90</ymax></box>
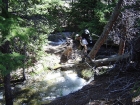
<box><xmin>110</xmin><ymin>82</ymin><xmax>134</xmax><ymax>93</ymax></box>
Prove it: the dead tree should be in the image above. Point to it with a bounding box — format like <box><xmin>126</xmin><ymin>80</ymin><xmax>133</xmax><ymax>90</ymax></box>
<box><xmin>89</xmin><ymin>0</ymin><xmax>123</xmax><ymax>59</ymax></box>
<box><xmin>118</xmin><ymin>24</ymin><xmax>126</xmax><ymax>55</ymax></box>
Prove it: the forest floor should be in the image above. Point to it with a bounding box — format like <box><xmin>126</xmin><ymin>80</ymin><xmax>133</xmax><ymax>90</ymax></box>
<box><xmin>43</xmin><ymin>43</ymin><xmax>140</xmax><ymax>105</ymax></box>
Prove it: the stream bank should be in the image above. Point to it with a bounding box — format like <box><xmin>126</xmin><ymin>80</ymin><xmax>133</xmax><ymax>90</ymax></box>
<box><xmin>9</xmin><ymin>52</ymin><xmax>90</xmax><ymax>105</ymax></box>
<box><xmin>0</xmin><ymin>32</ymin><xmax>95</xmax><ymax>105</ymax></box>
<box><xmin>0</xmin><ymin>32</ymin><xmax>128</xmax><ymax>105</ymax></box>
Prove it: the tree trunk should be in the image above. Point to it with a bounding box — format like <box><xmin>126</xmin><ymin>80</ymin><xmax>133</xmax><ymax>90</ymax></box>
<box><xmin>4</xmin><ymin>74</ymin><xmax>13</xmax><ymax>105</ymax></box>
<box><xmin>1</xmin><ymin>0</ymin><xmax>13</xmax><ymax>105</ymax></box>
<box><xmin>89</xmin><ymin>0</ymin><xmax>123</xmax><ymax>59</ymax></box>
<box><xmin>91</xmin><ymin>53</ymin><xmax>130</xmax><ymax>67</ymax></box>
<box><xmin>118</xmin><ymin>39</ymin><xmax>126</xmax><ymax>55</ymax></box>
<box><xmin>1</xmin><ymin>43</ymin><xmax>13</xmax><ymax>105</ymax></box>
<box><xmin>2</xmin><ymin>0</ymin><xmax>8</xmax><ymax>17</ymax></box>
<box><xmin>2</xmin><ymin>34</ymin><xmax>13</xmax><ymax>103</ymax></box>
<box><xmin>118</xmin><ymin>19</ymin><xmax>126</xmax><ymax>55</ymax></box>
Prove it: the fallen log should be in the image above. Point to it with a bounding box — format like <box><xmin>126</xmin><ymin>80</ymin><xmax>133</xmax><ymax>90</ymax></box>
<box><xmin>90</xmin><ymin>53</ymin><xmax>130</xmax><ymax>67</ymax></box>
<box><xmin>53</xmin><ymin>53</ymin><xmax>130</xmax><ymax>70</ymax></box>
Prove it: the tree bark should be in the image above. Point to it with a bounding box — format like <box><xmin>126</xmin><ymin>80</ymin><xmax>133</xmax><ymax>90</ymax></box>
<box><xmin>4</xmin><ymin>74</ymin><xmax>13</xmax><ymax>105</ymax></box>
<box><xmin>91</xmin><ymin>53</ymin><xmax>130</xmax><ymax>67</ymax></box>
<box><xmin>118</xmin><ymin>38</ymin><xmax>126</xmax><ymax>55</ymax></box>
<box><xmin>118</xmin><ymin>19</ymin><xmax>126</xmax><ymax>55</ymax></box>
<box><xmin>89</xmin><ymin>0</ymin><xmax>123</xmax><ymax>59</ymax></box>
<box><xmin>1</xmin><ymin>0</ymin><xmax>13</xmax><ymax>105</ymax></box>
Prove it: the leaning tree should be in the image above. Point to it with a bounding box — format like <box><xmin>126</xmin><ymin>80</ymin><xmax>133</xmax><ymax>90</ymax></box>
<box><xmin>88</xmin><ymin>0</ymin><xmax>140</xmax><ymax>69</ymax></box>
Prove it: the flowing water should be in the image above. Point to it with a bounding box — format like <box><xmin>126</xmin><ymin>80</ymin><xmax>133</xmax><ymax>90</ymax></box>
<box><xmin>0</xmin><ymin>32</ymin><xmax>90</xmax><ymax>105</ymax></box>
<box><xmin>11</xmin><ymin>69</ymin><xmax>88</xmax><ymax>105</ymax></box>
<box><xmin>0</xmin><ymin>58</ymin><xmax>88</xmax><ymax>105</ymax></box>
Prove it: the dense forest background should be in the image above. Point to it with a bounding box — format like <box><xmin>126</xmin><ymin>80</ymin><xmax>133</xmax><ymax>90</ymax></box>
<box><xmin>0</xmin><ymin>0</ymin><xmax>140</xmax><ymax>105</ymax></box>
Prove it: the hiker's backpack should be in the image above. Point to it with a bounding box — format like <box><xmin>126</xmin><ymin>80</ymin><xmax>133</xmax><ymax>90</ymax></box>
<box><xmin>82</xmin><ymin>29</ymin><xmax>93</xmax><ymax>45</ymax></box>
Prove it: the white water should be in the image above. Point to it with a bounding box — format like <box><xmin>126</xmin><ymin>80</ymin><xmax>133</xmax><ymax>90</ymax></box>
<box><xmin>8</xmin><ymin>69</ymin><xmax>88</xmax><ymax>104</ymax></box>
<box><xmin>41</xmin><ymin>70</ymin><xmax>87</xmax><ymax>101</ymax></box>
<box><xmin>43</xmin><ymin>32</ymin><xmax>88</xmax><ymax>100</ymax></box>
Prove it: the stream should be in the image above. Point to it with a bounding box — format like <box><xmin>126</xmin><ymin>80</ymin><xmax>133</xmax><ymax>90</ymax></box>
<box><xmin>11</xmin><ymin>69</ymin><xmax>88</xmax><ymax>105</ymax></box>
<box><xmin>0</xmin><ymin>32</ymin><xmax>91</xmax><ymax>105</ymax></box>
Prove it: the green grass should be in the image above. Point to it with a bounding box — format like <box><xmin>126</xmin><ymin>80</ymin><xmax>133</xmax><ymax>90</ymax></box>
<box><xmin>81</xmin><ymin>69</ymin><xmax>94</xmax><ymax>79</ymax></box>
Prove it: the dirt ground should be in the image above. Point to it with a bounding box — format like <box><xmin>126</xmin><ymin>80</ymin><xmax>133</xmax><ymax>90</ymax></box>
<box><xmin>44</xmin><ymin>44</ymin><xmax>140</xmax><ymax>105</ymax></box>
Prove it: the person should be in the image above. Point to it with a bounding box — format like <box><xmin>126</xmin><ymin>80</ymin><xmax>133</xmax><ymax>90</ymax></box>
<box><xmin>75</xmin><ymin>29</ymin><xmax>92</xmax><ymax>63</ymax></box>
<box><xmin>74</xmin><ymin>34</ymin><xmax>81</xmax><ymax>49</ymax></box>
<box><xmin>76</xmin><ymin>34</ymin><xmax>88</xmax><ymax>63</ymax></box>
<box><xmin>59</xmin><ymin>37</ymin><xmax>73</xmax><ymax>64</ymax></box>
<box><xmin>81</xmin><ymin>29</ymin><xmax>93</xmax><ymax>46</ymax></box>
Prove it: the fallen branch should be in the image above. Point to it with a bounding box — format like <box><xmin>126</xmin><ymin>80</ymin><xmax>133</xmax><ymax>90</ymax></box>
<box><xmin>91</xmin><ymin>53</ymin><xmax>130</xmax><ymax>67</ymax></box>
<box><xmin>53</xmin><ymin>53</ymin><xmax>130</xmax><ymax>70</ymax></box>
